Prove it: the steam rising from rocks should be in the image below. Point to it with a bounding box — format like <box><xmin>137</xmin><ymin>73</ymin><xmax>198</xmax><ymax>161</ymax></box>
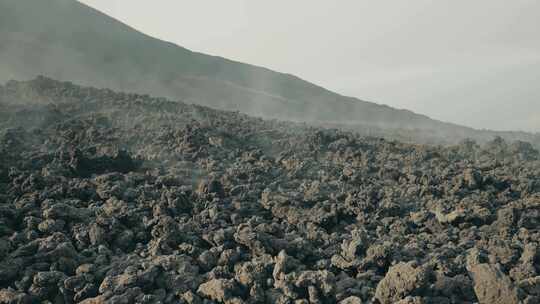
<box><xmin>0</xmin><ymin>77</ymin><xmax>539</xmax><ymax>303</ymax></box>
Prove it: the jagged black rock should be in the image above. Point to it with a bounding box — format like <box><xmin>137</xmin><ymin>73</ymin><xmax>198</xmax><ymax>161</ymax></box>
<box><xmin>0</xmin><ymin>77</ymin><xmax>539</xmax><ymax>303</ymax></box>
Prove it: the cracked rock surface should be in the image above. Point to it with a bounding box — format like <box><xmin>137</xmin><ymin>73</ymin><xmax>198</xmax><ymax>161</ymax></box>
<box><xmin>0</xmin><ymin>77</ymin><xmax>540</xmax><ymax>303</ymax></box>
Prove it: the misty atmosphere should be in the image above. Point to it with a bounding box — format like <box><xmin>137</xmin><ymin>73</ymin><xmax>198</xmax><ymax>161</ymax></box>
<box><xmin>0</xmin><ymin>1</ymin><xmax>539</xmax><ymax>304</ymax></box>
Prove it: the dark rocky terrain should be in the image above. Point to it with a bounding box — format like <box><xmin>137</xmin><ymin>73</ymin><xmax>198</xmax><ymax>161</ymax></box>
<box><xmin>1</xmin><ymin>77</ymin><xmax>540</xmax><ymax>304</ymax></box>
<box><xmin>2</xmin><ymin>0</ymin><xmax>540</xmax><ymax>146</ymax></box>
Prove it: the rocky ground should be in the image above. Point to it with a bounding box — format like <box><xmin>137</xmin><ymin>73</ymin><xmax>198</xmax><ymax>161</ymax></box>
<box><xmin>0</xmin><ymin>76</ymin><xmax>539</xmax><ymax>304</ymax></box>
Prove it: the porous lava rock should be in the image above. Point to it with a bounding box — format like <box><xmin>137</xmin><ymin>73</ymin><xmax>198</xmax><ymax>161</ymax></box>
<box><xmin>0</xmin><ymin>77</ymin><xmax>540</xmax><ymax>303</ymax></box>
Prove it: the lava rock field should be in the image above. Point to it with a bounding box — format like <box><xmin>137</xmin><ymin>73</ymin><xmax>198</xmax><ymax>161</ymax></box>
<box><xmin>0</xmin><ymin>77</ymin><xmax>539</xmax><ymax>303</ymax></box>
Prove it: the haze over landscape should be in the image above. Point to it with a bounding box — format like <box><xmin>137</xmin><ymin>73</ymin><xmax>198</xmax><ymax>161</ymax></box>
<box><xmin>2</xmin><ymin>0</ymin><xmax>539</xmax><ymax>146</ymax></box>
<box><xmin>2</xmin><ymin>1</ymin><xmax>540</xmax><ymax>303</ymax></box>
<box><xmin>79</xmin><ymin>0</ymin><xmax>540</xmax><ymax>132</ymax></box>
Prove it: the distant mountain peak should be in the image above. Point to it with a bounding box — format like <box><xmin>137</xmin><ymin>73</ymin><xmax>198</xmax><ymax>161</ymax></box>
<box><xmin>1</xmin><ymin>0</ymin><xmax>538</xmax><ymax>146</ymax></box>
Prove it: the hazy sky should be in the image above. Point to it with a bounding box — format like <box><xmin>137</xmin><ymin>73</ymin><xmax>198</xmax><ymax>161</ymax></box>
<box><xmin>79</xmin><ymin>0</ymin><xmax>540</xmax><ymax>132</ymax></box>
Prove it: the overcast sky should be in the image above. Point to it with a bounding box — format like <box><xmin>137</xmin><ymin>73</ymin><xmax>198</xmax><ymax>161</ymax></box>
<box><xmin>79</xmin><ymin>0</ymin><xmax>540</xmax><ymax>132</ymax></box>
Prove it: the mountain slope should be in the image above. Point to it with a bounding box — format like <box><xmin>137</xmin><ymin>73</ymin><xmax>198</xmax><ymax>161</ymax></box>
<box><xmin>0</xmin><ymin>0</ymin><xmax>538</xmax><ymax>145</ymax></box>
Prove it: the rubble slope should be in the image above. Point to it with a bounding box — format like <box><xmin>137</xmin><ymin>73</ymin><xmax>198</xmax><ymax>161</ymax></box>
<box><xmin>0</xmin><ymin>77</ymin><xmax>539</xmax><ymax>303</ymax></box>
